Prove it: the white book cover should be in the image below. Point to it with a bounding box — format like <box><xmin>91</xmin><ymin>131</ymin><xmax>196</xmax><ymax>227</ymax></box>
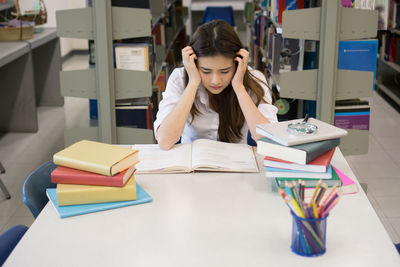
<box><xmin>115</xmin><ymin>44</ymin><xmax>149</xmax><ymax>71</ymax></box>
<box><xmin>256</xmin><ymin>118</ymin><xmax>348</xmax><ymax>146</ymax></box>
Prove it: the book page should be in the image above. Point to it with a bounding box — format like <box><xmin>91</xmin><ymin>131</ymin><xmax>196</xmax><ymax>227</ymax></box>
<box><xmin>191</xmin><ymin>139</ymin><xmax>258</xmax><ymax>172</ymax></box>
<box><xmin>133</xmin><ymin>144</ymin><xmax>192</xmax><ymax>173</ymax></box>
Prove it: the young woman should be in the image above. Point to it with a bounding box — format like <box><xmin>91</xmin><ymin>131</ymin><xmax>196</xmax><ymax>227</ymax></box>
<box><xmin>154</xmin><ymin>20</ymin><xmax>278</xmax><ymax>150</ymax></box>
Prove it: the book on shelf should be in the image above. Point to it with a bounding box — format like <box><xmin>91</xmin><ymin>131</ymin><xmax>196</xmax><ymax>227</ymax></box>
<box><xmin>53</xmin><ymin>140</ymin><xmax>139</xmax><ymax>176</ymax></box>
<box><xmin>114</xmin><ymin>43</ymin><xmax>150</xmax><ymax>71</ymax></box>
<box><xmin>56</xmin><ymin>175</ymin><xmax>137</xmax><ymax>206</ymax></box>
<box><xmin>334</xmin><ymin>104</ymin><xmax>370</xmax><ymax>131</ymax></box>
<box><xmin>266</xmin><ymin>164</ymin><xmax>333</xmax><ymax>179</ymax></box>
<box><xmin>115</xmin><ymin>97</ymin><xmax>154</xmax><ymax>130</ymax></box>
<box><xmin>257</xmin><ymin>136</ymin><xmax>340</xmax><ymax>165</ymax></box>
<box><xmin>264</xmin><ymin>148</ymin><xmax>335</xmax><ymax>173</ymax></box>
<box><xmin>154</xmin><ymin>69</ymin><xmax>166</xmax><ymax>92</ymax></box>
<box><xmin>51</xmin><ymin>165</ymin><xmax>136</xmax><ymax>187</ymax></box>
<box><xmin>152</xmin><ymin>22</ymin><xmax>166</xmax><ymax>46</ymax></box>
<box><xmin>337</xmin><ymin>39</ymin><xmax>378</xmax><ymax>90</ymax></box>
<box><xmin>335</xmin><ymin>98</ymin><xmax>369</xmax><ymax>107</ymax></box>
<box><xmin>353</xmin><ymin>0</ymin><xmax>375</xmax><ymax>9</ymax></box>
<box><xmin>256</xmin><ymin>118</ymin><xmax>348</xmax><ymax>146</ymax></box>
<box><xmin>133</xmin><ymin>139</ymin><xmax>259</xmax><ymax>174</ymax></box>
<box><xmin>89</xmin><ymin>97</ymin><xmax>155</xmax><ymax>129</ymax></box>
<box><xmin>46</xmin><ymin>183</ymin><xmax>152</xmax><ymax>218</ymax></box>
<box><xmin>275</xmin><ymin>165</ymin><xmax>342</xmax><ymax>188</ymax></box>
<box><xmin>87</xmin><ymin>0</ymin><xmax>151</xmax><ymax>8</ymax></box>
<box><xmin>271</xmin><ymin>34</ymin><xmax>282</xmax><ymax>75</ymax></box>
<box><xmin>303</xmin><ymin>40</ymin><xmax>319</xmax><ymax>70</ymax></box>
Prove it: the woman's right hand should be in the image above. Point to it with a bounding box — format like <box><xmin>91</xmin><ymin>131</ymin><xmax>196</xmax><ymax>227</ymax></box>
<box><xmin>182</xmin><ymin>46</ymin><xmax>201</xmax><ymax>87</ymax></box>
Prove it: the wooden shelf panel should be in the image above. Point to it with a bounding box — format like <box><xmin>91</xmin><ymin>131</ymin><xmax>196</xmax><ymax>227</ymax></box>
<box><xmin>281</xmin><ymin>7</ymin><xmax>378</xmax><ymax>41</ymax></box>
<box><xmin>336</xmin><ymin>69</ymin><xmax>373</xmax><ymax>100</ymax></box>
<box><xmin>56</xmin><ymin>7</ymin><xmax>151</xmax><ymax>40</ymax></box>
<box><xmin>114</xmin><ymin>69</ymin><xmax>153</xmax><ymax>99</ymax></box>
<box><xmin>60</xmin><ymin>69</ymin><xmax>96</xmax><ymax>99</ymax></box>
<box><xmin>339</xmin><ymin>129</ymin><xmax>369</xmax><ymax>156</ymax></box>
<box><xmin>278</xmin><ymin>69</ymin><xmax>373</xmax><ymax>101</ymax></box>
<box><xmin>340</xmin><ymin>8</ymin><xmax>378</xmax><ymax>40</ymax></box>
<box><xmin>282</xmin><ymin>8</ymin><xmax>320</xmax><ymax>40</ymax></box>
<box><xmin>278</xmin><ymin>69</ymin><xmax>318</xmax><ymax>100</ymax></box>
<box><xmin>60</xmin><ymin>69</ymin><xmax>153</xmax><ymax>100</ymax></box>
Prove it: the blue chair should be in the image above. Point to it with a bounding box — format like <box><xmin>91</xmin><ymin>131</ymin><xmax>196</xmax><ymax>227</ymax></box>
<box><xmin>247</xmin><ymin>130</ymin><xmax>257</xmax><ymax>146</ymax></box>
<box><xmin>395</xmin><ymin>243</ymin><xmax>400</xmax><ymax>254</ymax></box>
<box><xmin>0</xmin><ymin>224</ymin><xmax>28</xmax><ymax>265</ymax></box>
<box><xmin>201</xmin><ymin>6</ymin><xmax>235</xmax><ymax>27</ymax></box>
<box><xmin>21</xmin><ymin>161</ymin><xmax>57</xmax><ymax>218</ymax></box>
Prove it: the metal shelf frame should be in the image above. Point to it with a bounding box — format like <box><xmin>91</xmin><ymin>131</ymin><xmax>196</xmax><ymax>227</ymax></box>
<box><xmin>56</xmin><ymin>0</ymin><xmax>181</xmax><ymax>146</ymax></box>
<box><xmin>271</xmin><ymin>0</ymin><xmax>378</xmax><ymax>155</ymax></box>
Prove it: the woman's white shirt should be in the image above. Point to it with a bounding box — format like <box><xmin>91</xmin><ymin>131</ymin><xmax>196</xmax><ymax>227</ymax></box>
<box><xmin>153</xmin><ymin>67</ymin><xmax>278</xmax><ymax>144</ymax></box>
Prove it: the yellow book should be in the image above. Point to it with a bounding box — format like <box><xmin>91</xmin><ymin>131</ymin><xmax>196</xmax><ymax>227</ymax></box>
<box><xmin>56</xmin><ymin>174</ymin><xmax>137</xmax><ymax>206</ymax></box>
<box><xmin>53</xmin><ymin>140</ymin><xmax>138</xmax><ymax>176</ymax></box>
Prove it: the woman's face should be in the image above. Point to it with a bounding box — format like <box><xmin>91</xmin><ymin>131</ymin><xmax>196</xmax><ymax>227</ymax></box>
<box><xmin>197</xmin><ymin>55</ymin><xmax>236</xmax><ymax>94</ymax></box>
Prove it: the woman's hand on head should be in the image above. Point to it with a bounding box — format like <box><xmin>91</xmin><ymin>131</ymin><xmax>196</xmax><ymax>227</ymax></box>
<box><xmin>232</xmin><ymin>48</ymin><xmax>249</xmax><ymax>92</ymax></box>
<box><xmin>182</xmin><ymin>46</ymin><xmax>201</xmax><ymax>87</ymax></box>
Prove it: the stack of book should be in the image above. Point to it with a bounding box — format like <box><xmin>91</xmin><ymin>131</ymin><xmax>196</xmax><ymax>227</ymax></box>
<box><xmin>47</xmin><ymin>140</ymin><xmax>152</xmax><ymax>218</ymax></box>
<box><xmin>255</xmin><ymin>118</ymin><xmax>349</xmax><ymax>188</ymax></box>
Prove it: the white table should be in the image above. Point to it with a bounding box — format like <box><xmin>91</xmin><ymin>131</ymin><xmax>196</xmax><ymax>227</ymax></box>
<box><xmin>4</xmin><ymin>149</ymin><xmax>400</xmax><ymax>266</ymax></box>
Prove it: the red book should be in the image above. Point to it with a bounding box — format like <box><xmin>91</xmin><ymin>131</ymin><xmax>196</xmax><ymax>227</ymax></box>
<box><xmin>278</xmin><ymin>0</ymin><xmax>285</xmax><ymax>25</ymax></box>
<box><xmin>297</xmin><ymin>0</ymin><xmax>304</xmax><ymax>8</ymax></box>
<box><xmin>264</xmin><ymin>148</ymin><xmax>335</xmax><ymax>173</ymax></box>
<box><xmin>51</xmin><ymin>166</ymin><xmax>136</xmax><ymax>187</ymax></box>
<box><xmin>389</xmin><ymin>36</ymin><xmax>397</xmax><ymax>62</ymax></box>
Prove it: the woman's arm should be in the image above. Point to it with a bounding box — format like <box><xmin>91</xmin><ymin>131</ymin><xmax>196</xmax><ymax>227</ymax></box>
<box><xmin>231</xmin><ymin>49</ymin><xmax>271</xmax><ymax>141</ymax></box>
<box><xmin>156</xmin><ymin>47</ymin><xmax>201</xmax><ymax>150</ymax></box>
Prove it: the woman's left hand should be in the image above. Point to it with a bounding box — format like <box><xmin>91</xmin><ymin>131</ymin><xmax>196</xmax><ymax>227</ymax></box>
<box><xmin>231</xmin><ymin>48</ymin><xmax>249</xmax><ymax>92</ymax></box>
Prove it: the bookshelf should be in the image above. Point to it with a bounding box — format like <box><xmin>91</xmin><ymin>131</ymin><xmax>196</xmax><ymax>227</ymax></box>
<box><xmin>376</xmin><ymin>29</ymin><xmax>400</xmax><ymax>107</ymax></box>
<box><xmin>56</xmin><ymin>0</ymin><xmax>187</xmax><ymax>146</ymax></box>
<box><xmin>249</xmin><ymin>0</ymin><xmax>378</xmax><ymax>155</ymax></box>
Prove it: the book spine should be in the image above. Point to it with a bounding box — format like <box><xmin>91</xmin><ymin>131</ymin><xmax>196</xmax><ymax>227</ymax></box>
<box><xmin>53</xmin><ymin>156</ymin><xmax>112</xmax><ymax>176</ymax></box>
<box><xmin>57</xmin><ymin>183</ymin><xmax>137</xmax><ymax>206</ymax></box>
<box><xmin>334</xmin><ymin>113</ymin><xmax>370</xmax><ymax>130</ymax></box>
<box><xmin>305</xmin><ymin>138</ymin><xmax>340</xmax><ymax>163</ymax></box>
<box><xmin>51</xmin><ymin>173</ymin><xmax>124</xmax><ymax>187</ymax></box>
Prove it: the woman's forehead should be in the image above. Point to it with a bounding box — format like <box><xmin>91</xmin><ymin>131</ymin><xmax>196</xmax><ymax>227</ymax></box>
<box><xmin>197</xmin><ymin>55</ymin><xmax>234</xmax><ymax>70</ymax></box>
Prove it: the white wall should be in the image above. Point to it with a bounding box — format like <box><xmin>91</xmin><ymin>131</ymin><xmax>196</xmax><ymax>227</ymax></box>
<box><xmin>19</xmin><ymin>0</ymin><xmax>88</xmax><ymax>56</ymax></box>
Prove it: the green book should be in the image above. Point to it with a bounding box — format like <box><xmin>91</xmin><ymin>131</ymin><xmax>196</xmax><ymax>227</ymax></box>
<box><xmin>275</xmin><ymin>166</ymin><xmax>342</xmax><ymax>188</ymax></box>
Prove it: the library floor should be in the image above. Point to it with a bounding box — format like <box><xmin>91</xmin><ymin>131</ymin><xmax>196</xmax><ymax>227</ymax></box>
<box><xmin>1</xmin><ymin>55</ymin><xmax>400</xmax><ymax>246</ymax></box>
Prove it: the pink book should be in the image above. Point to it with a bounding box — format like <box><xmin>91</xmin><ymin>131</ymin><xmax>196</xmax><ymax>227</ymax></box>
<box><xmin>51</xmin><ymin>166</ymin><xmax>135</xmax><ymax>187</ymax></box>
<box><xmin>332</xmin><ymin>166</ymin><xmax>359</xmax><ymax>195</ymax></box>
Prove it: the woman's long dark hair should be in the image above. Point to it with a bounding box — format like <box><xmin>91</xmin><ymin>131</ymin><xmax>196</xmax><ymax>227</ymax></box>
<box><xmin>184</xmin><ymin>19</ymin><xmax>270</xmax><ymax>143</ymax></box>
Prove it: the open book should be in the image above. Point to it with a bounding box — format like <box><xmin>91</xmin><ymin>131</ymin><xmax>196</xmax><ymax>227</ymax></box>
<box><xmin>133</xmin><ymin>139</ymin><xmax>259</xmax><ymax>174</ymax></box>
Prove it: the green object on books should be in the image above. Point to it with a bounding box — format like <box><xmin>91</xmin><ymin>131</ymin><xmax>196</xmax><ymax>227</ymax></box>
<box><xmin>275</xmin><ymin>166</ymin><xmax>342</xmax><ymax>188</ymax></box>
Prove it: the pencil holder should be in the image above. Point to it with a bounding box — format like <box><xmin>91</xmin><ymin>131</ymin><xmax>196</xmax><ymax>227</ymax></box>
<box><xmin>290</xmin><ymin>211</ymin><xmax>328</xmax><ymax>257</ymax></box>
